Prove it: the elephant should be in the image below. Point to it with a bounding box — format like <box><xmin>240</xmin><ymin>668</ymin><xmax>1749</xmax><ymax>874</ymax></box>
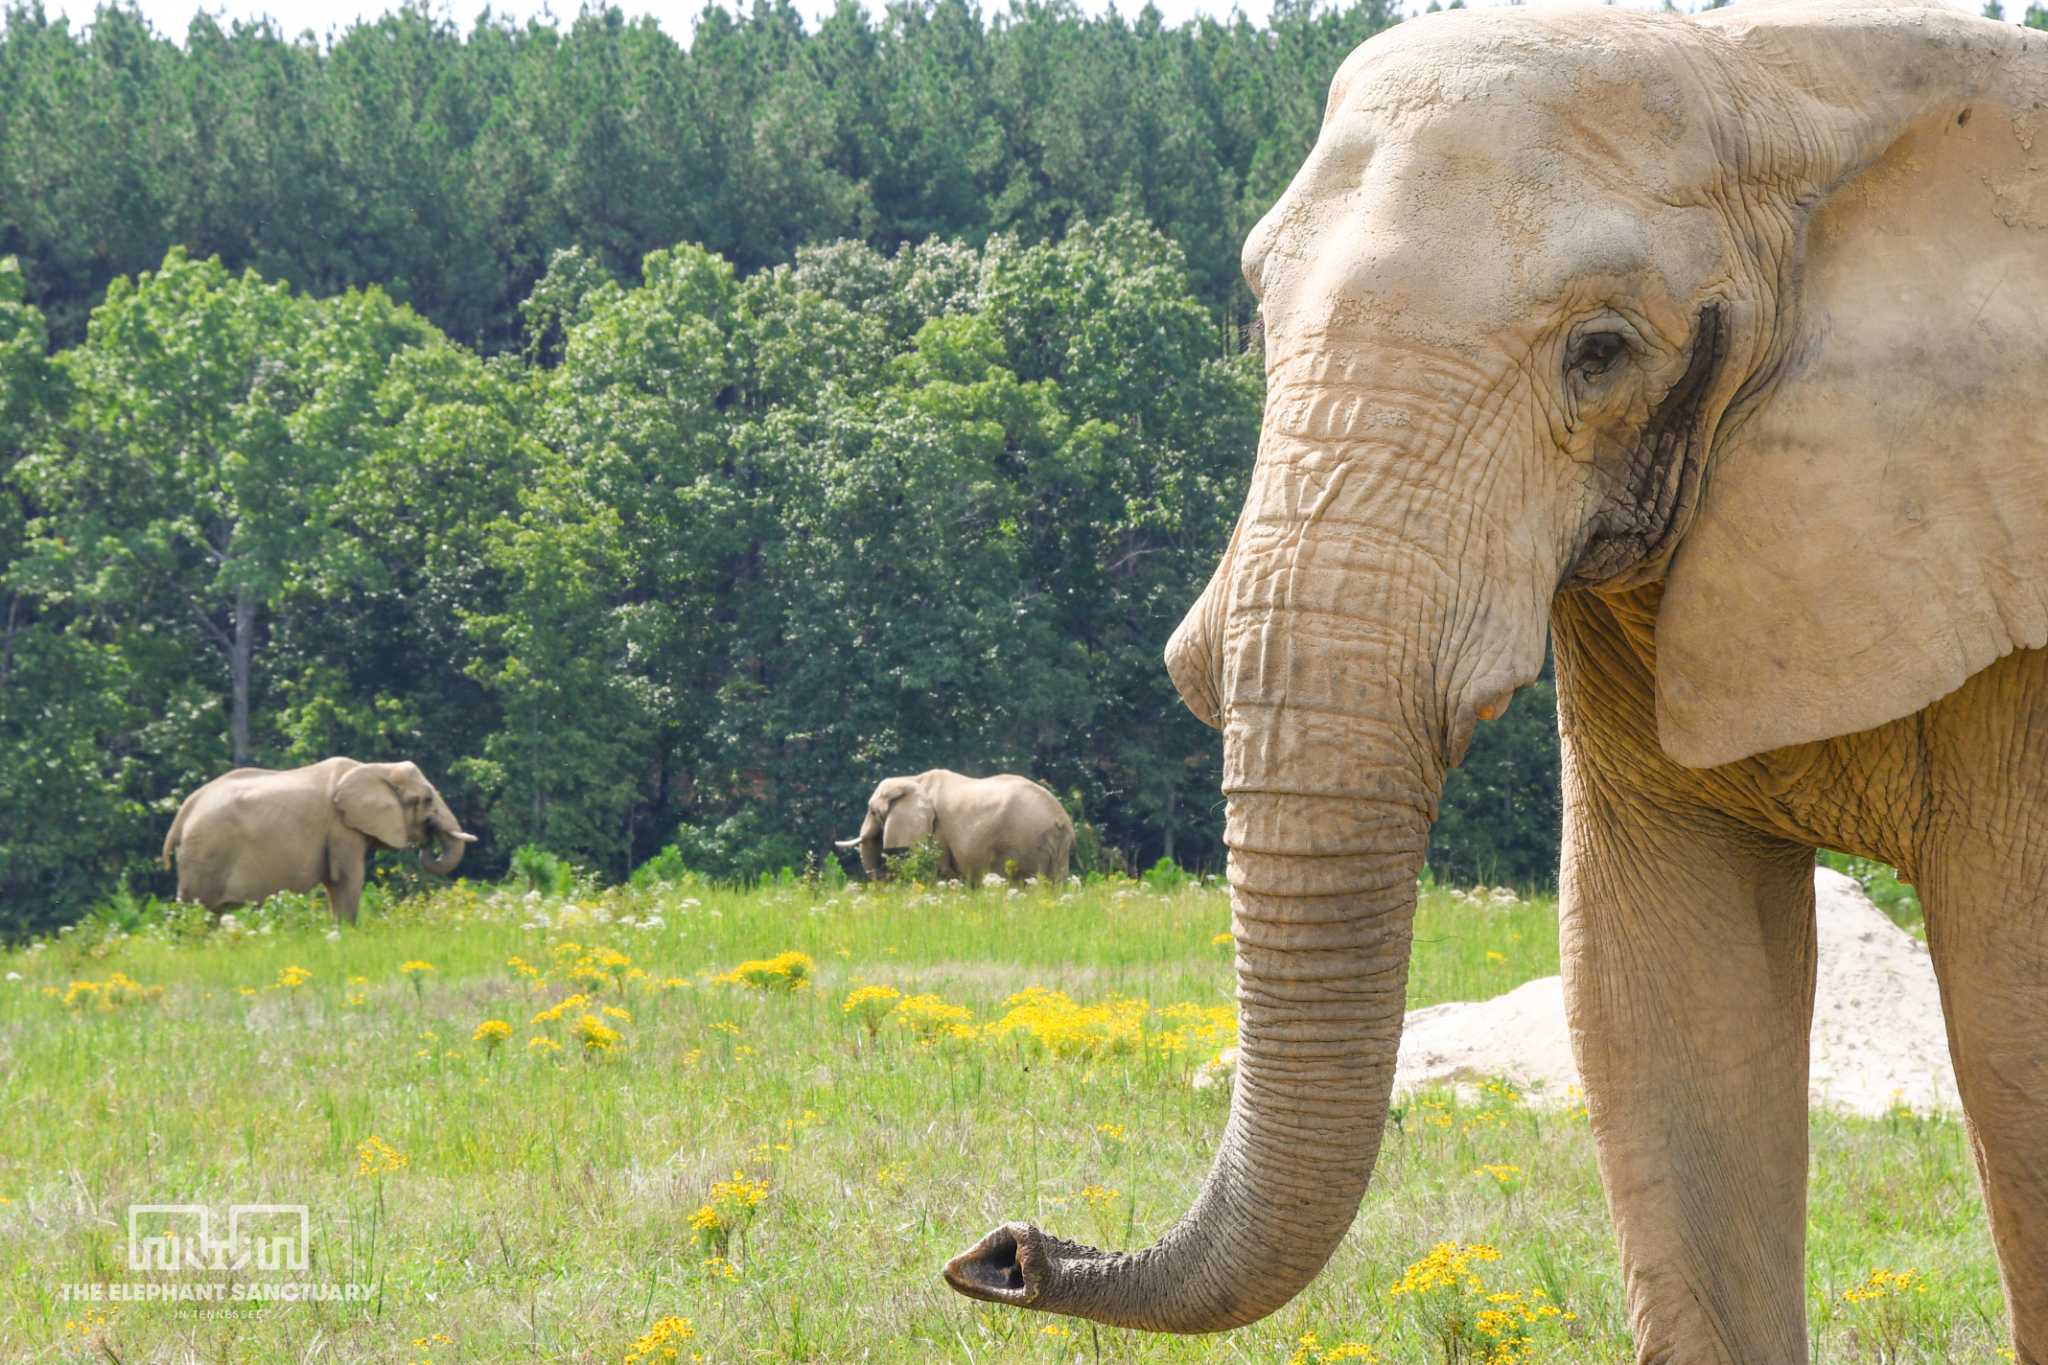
<box><xmin>835</xmin><ymin>771</ymin><xmax>1073</xmax><ymax>884</ymax></box>
<box><xmin>942</xmin><ymin>2</ymin><xmax>2048</xmax><ymax>1359</ymax></box>
<box><xmin>162</xmin><ymin>757</ymin><xmax>476</xmax><ymax>924</ymax></box>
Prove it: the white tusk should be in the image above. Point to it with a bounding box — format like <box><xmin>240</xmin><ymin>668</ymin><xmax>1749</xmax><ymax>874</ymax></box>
<box><xmin>452</xmin><ymin>831</ymin><xmax>478</xmax><ymax>843</ymax></box>
<box><xmin>833</xmin><ymin>838</ymin><xmax>862</xmax><ymax>848</ymax></box>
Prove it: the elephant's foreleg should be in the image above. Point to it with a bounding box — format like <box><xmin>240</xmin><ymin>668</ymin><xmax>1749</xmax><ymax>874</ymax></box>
<box><xmin>324</xmin><ymin>841</ymin><xmax>365</xmax><ymax>926</ymax></box>
<box><xmin>1560</xmin><ymin>767</ymin><xmax>1817</xmax><ymax>1364</ymax></box>
<box><xmin>1921</xmin><ymin>832</ymin><xmax>2048</xmax><ymax>1361</ymax></box>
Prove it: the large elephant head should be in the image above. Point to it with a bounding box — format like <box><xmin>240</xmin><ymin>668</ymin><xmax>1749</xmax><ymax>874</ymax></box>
<box><xmin>834</xmin><ymin>775</ymin><xmax>935</xmax><ymax>878</ymax></box>
<box><xmin>946</xmin><ymin>1</ymin><xmax>2047</xmax><ymax>1332</ymax></box>
<box><xmin>333</xmin><ymin>761</ymin><xmax>477</xmax><ymax>875</ymax></box>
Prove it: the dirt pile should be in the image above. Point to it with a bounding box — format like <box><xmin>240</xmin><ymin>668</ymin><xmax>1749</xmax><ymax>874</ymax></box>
<box><xmin>1390</xmin><ymin>868</ymin><xmax>1958</xmax><ymax>1116</ymax></box>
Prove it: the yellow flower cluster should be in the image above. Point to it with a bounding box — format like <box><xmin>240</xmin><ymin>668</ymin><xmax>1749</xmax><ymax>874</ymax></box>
<box><xmin>692</xmin><ymin>1169</ymin><xmax>771</xmax><ymax>1257</ymax></box>
<box><xmin>573</xmin><ymin>1013</ymin><xmax>621</xmax><ymax>1054</ymax></box>
<box><xmin>1389</xmin><ymin>1242</ymin><xmax>1501</xmax><ymax>1298</ymax></box>
<box><xmin>713</xmin><ymin>950</ymin><xmax>813</xmax><ymax>992</ymax></box>
<box><xmin>532</xmin><ymin>993</ymin><xmax>589</xmax><ymax>1025</ymax></box>
<box><xmin>274</xmin><ymin>965</ymin><xmax>312</xmax><ymax>989</ymax></box>
<box><xmin>1077</xmin><ymin>1184</ymin><xmax>1119</xmax><ymax>1209</ymax></box>
<box><xmin>528</xmin><ymin>1036</ymin><xmax>562</xmax><ymax>1054</ymax></box>
<box><xmin>564</xmin><ymin>945</ymin><xmax>634</xmax><ymax>991</ymax></box>
<box><xmin>1472</xmin><ymin>1163</ymin><xmax>1522</xmax><ymax>1186</ymax></box>
<box><xmin>1286</xmin><ymin>1332</ymin><xmax>1382</xmax><ymax>1364</ymax></box>
<box><xmin>710</xmin><ymin>1171</ymin><xmax>769</xmax><ymax>1208</ymax></box>
<box><xmin>472</xmin><ymin>1019</ymin><xmax>513</xmax><ymax>1047</ymax></box>
<box><xmin>61</xmin><ymin>972</ymin><xmax>161</xmax><ymax>1009</ymax></box>
<box><xmin>1842</xmin><ymin>1268</ymin><xmax>1925</xmax><ymax>1304</ymax></box>
<box><xmin>891</xmin><ymin>992</ymin><xmax>976</xmax><ymax>1042</ymax></box>
<box><xmin>355</xmin><ymin>1135</ymin><xmax>408</xmax><ymax>1176</ymax></box>
<box><xmin>623</xmin><ymin>1314</ymin><xmax>695</xmax><ymax>1364</ymax></box>
<box><xmin>399</xmin><ymin>960</ymin><xmax>435</xmax><ymax>976</ymax></box>
<box><xmin>1388</xmin><ymin>1242</ymin><xmax>1574</xmax><ymax>1364</ymax></box>
<box><xmin>836</xmin><ymin>983</ymin><xmax>1240</xmax><ymax>1063</ymax></box>
<box><xmin>986</xmin><ymin>987</ymin><xmax>1150</xmax><ymax>1057</ymax></box>
<box><xmin>840</xmin><ymin>984</ymin><xmax>903</xmax><ymax>1033</ymax></box>
<box><xmin>1474</xmin><ymin>1288</ymin><xmax>1571</xmax><ymax>1336</ymax></box>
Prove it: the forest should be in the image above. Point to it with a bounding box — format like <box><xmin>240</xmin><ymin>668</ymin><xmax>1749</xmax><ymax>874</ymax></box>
<box><xmin>46</xmin><ymin>0</ymin><xmax>1999</xmax><ymax>932</ymax></box>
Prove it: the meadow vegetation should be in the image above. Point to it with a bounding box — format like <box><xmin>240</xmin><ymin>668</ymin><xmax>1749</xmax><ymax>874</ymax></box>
<box><xmin>0</xmin><ymin>873</ymin><xmax>2000</xmax><ymax>1361</ymax></box>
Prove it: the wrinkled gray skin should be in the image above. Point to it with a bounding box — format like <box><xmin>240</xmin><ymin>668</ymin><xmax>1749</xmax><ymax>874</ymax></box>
<box><xmin>162</xmin><ymin>757</ymin><xmax>476</xmax><ymax>924</ymax></box>
<box><xmin>835</xmin><ymin>771</ymin><xmax>1072</xmax><ymax>884</ymax></box>
<box><xmin>944</xmin><ymin>2</ymin><xmax>2048</xmax><ymax>1360</ymax></box>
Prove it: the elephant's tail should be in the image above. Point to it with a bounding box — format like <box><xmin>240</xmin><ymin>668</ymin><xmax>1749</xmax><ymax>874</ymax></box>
<box><xmin>161</xmin><ymin>796</ymin><xmax>193</xmax><ymax>869</ymax></box>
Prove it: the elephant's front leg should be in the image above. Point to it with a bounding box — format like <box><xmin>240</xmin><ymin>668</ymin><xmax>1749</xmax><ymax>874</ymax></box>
<box><xmin>1560</xmin><ymin>768</ymin><xmax>1818</xmax><ymax>1363</ymax></box>
<box><xmin>1921</xmin><ymin>827</ymin><xmax>2048</xmax><ymax>1361</ymax></box>
<box><xmin>324</xmin><ymin>838</ymin><xmax>366</xmax><ymax>926</ymax></box>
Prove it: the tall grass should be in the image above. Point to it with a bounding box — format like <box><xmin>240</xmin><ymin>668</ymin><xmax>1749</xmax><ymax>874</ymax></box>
<box><xmin>0</xmin><ymin>877</ymin><xmax>2001</xmax><ymax>1362</ymax></box>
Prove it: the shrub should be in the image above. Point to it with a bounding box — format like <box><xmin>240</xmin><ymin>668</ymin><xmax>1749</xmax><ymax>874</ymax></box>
<box><xmin>627</xmin><ymin>844</ymin><xmax>698</xmax><ymax>890</ymax></box>
<box><xmin>510</xmin><ymin>844</ymin><xmax>578</xmax><ymax>897</ymax></box>
<box><xmin>1141</xmin><ymin>857</ymin><xmax>1190</xmax><ymax>894</ymax></box>
<box><xmin>891</xmin><ymin>837</ymin><xmax>945</xmax><ymax>885</ymax></box>
<box><xmin>667</xmin><ymin>809</ymin><xmax>806</xmax><ymax>885</ymax></box>
<box><xmin>1818</xmin><ymin>850</ymin><xmax>1924</xmax><ymax>932</ymax></box>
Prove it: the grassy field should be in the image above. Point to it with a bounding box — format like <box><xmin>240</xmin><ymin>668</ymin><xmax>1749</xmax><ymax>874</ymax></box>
<box><xmin>0</xmin><ymin>873</ymin><xmax>2009</xmax><ymax>1362</ymax></box>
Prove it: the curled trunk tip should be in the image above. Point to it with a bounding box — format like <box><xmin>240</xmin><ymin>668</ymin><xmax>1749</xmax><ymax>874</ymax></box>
<box><xmin>943</xmin><ymin>1223</ymin><xmax>1044</xmax><ymax>1306</ymax></box>
<box><xmin>417</xmin><ymin>827</ymin><xmax>473</xmax><ymax>876</ymax></box>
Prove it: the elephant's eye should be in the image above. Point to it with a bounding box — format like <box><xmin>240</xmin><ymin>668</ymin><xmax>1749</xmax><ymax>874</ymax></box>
<box><xmin>1567</xmin><ymin>331</ymin><xmax>1628</xmax><ymax>380</ymax></box>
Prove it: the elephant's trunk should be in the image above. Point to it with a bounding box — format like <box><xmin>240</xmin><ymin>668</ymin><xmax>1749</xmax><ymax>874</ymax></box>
<box><xmin>418</xmin><ymin>805</ymin><xmax>475</xmax><ymax>877</ymax></box>
<box><xmin>945</xmin><ymin>820</ymin><xmax>1426</xmax><ymax>1330</ymax></box>
<box><xmin>948</xmin><ymin>415</ymin><xmax>1453</xmax><ymax>1328</ymax></box>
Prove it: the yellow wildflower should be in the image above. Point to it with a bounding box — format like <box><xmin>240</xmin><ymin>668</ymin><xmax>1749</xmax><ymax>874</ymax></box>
<box><xmin>354</xmin><ymin>1135</ymin><xmax>408</xmax><ymax>1176</ymax></box>
<box><xmin>713</xmin><ymin>950</ymin><xmax>814</xmax><ymax>992</ymax></box>
<box><xmin>623</xmin><ymin>1315</ymin><xmax>694</xmax><ymax>1365</ymax></box>
<box><xmin>472</xmin><ymin>1019</ymin><xmax>513</xmax><ymax>1048</ymax></box>
<box><xmin>532</xmin><ymin>993</ymin><xmax>589</xmax><ymax>1025</ymax></box>
<box><xmin>1842</xmin><ymin>1268</ymin><xmax>1925</xmax><ymax>1304</ymax></box>
<box><xmin>573</xmin><ymin>1013</ymin><xmax>621</xmax><ymax>1053</ymax></box>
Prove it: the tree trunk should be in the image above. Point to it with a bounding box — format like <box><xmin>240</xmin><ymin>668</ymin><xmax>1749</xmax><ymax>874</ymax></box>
<box><xmin>230</xmin><ymin>583</ymin><xmax>255</xmax><ymax>764</ymax></box>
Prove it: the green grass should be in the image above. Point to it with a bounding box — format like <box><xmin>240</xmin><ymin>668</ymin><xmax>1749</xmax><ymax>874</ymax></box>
<box><xmin>0</xmin><ymin>877</ymin><xmax>2005</xmax><ymax>1362</ymax></box>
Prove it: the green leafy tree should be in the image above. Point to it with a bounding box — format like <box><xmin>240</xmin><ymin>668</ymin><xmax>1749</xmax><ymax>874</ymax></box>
<box><xmin>17</xmin><ymin>249</ymin><xmax>314</xmax><ymax>768</ymax></box>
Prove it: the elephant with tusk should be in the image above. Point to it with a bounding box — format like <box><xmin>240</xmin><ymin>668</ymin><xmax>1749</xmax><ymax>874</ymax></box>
<box><xmin>944</xmin><ymin>2</ymin><xmax>2048</xmax><ymax>1359</ymax></box>
<box><xmin>835</xmin><ymin>770</ymin><xmax>1072</xmax><ymax>885</ymax></box>
<box><xmin>162</xmin><ymin>757</ymin><xmax>477</xmax><ymax>925</ymax></box>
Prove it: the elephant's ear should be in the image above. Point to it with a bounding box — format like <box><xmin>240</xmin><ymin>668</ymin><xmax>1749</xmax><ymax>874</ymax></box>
<box><xmin>1655</xmin><ymin>3</ymin><xmax>2048</xmax><ymax>768</ymax></box>
<box><xmin>333</xmin><ymin>765</ymin><xmax>410</xmax><ymax>849</ymax></box>
<box><xmin>882</xmin><ymin>791</ymin><xmax>934</xmax><ymax>851</ymax></box>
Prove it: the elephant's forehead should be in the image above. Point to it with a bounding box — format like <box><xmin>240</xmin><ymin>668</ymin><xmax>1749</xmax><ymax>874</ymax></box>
<box><xmin>1256</xmin><ymin>15</ymin><xmax>1727</xmax><ymax>348</ymax></box>
<box><xmin>1330</xmin><ymin>7</ymin><xmax>1704</xmax><ymax>130</ymax></box>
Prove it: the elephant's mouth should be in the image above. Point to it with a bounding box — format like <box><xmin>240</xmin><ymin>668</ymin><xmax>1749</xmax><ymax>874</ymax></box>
<box><xmin>1565</xmin><ymin>302</ymin><xmax>1727</xmax><ymax>589</ymax></box>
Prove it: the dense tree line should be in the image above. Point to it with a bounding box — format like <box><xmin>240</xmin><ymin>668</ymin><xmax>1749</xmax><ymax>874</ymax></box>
<box><xmin>0</xmin><ymin>224</ymin><xmax>1557</xmax><ymax>935</ymax></box>
<box><xmin>0</xmin><ymin>0</ymin><xmax>1404</xmax><ymax>350</ymax></box>
<box><xmin>31</xmin><ymin>0</ymin><xmax>1886</xmax><ymax>932</ymax></box>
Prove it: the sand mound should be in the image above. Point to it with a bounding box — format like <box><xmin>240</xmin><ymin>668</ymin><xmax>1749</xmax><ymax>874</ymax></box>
<box><xmin>1392</xmin><ymin>868</ymin><xmax>1957</xmax><ymax>1116</ymax></box>
<box><xmin>1201</xmin><ymin>869</ymin><xmax>1959</xmax><ymax>1118</ymax></box>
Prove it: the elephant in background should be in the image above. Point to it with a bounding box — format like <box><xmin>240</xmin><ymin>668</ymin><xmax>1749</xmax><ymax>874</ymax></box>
<box><xmin>163</xmin><ymin>757</ymin><xmax>476</xmax><ymax>924</ymax></box>
<box><xmin>836</xmin><ymin>771</ymin><xmax>1072</xmax><ymax>884</ymax></box>
<box><xmin>943</xmin><ymin>2</ymin><xmax>2048</xmax><ymax>1360</ymax></box>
